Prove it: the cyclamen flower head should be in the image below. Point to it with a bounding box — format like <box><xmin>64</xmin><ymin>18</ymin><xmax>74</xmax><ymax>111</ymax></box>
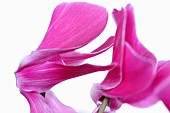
<box><xmin>91</xmin><ymin>4</ymin><xmax>170</xmax><ymax>112</ymax></box>
<box><xmin>91</xmin><ymin>4</ymin><xmax>161</xmax><ymax>112</ymax></box>
<box><xmin>15</xmin><ymin>2</ymin><xmax>114</xmax><ymax>113</ymax></box>
<box><xmin>15</xmin><ymin>2</ymin><xmax>170</xmax><ymax>113</ymax></box>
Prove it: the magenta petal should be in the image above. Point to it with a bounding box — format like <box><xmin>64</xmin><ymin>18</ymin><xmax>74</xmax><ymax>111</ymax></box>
<box><xmin>156</xmin><ymin>61</ymin><xmax>170</xmax><ymax>110</ymax></box>
<box><xmin>102</xmin><ymin>43</ymin><xmax>156</xmax><ymax>97</ymax></box>
<box><xmin>21</xmin><ymin>90</ymin><xmax>77</xmax><ymax>113</ymax></box>
<box><xmin>136</xmin><ymin>61</ymin><xmax>170</xmax><ymax>109</ymax></box>
<box><xmin>60</xmin><ymin>51</ymin><xmax>84</xmax><ymax>65</ymax></box>
<box><xmin>18</xmin><ymin>36</ymin><xmax>113</xmax><ymax>71</ymax></box>
<box><xmin>153</xmin><ymin>61</ymin><xmax>170</xmax><ymax>93</ymax></box>
<box><xmin>123</xmin><ymin>90</ymin><xmax>159</xmax><ymax>108</ymax></box>
<box><xmin>45</xmin><ymin>90</ymin><xmax>77</xmax><ymax>113</ymax></box>
<box><xmin>17</xmin><ymin>47</ymin><xmax>80</xmax><ymax>71</ymax></box>
<box><xmin>100</xmin><ymin>4</ymin><xmax>157</xmax><ymax>97</ymax></box>
<box><xmin>21</xmin><ymin>91</ymin><xmax>52</xmax><ymax>113</ymax></box>
<box><xmin>158</xmin><ymin>84</ymin><xmax>170</xmax><ymax>111</ymax></box>
<box><xmin>125</xmin><ymin>5</ymin><xmax>156</xmax><ymax>61</ymax></box>
<box><xmin>90</xmin><ymin>83</ymin><xmax>103</xmax><ymax>104</ymax></box>
<box><xmin>121</xmin><ymin>61</ymin><xmax>170</xmax><ymax>108</ymax></box>
<box><xmin>100</xmin><ymin>6</ymin><xmax>128</xmax><ymax>89</ymax></box>
<box><xmin>61</xmin><ymin>36</ymin><xmax>114</xmax><ymax>65</ymax></box>
<box><xmin>16</xmin><ymin>63</ymin><xmax>113</xmax><ymax>92</ymax></box>
<box><xmin>37</xmin><ymin>2</ymin><xmax>108</xmax><ymax>49</ymax></box>
<box><xmin>90</xmin><ymin>84</ymin><xmax>122</xmax><ymax>111</ymax></box>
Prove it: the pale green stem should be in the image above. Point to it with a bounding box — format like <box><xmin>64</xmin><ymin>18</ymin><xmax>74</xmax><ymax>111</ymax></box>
<box><xmin>98</xmin><ymin>97</ymin><xmax>110</xmax><ymax>113</ymax></box>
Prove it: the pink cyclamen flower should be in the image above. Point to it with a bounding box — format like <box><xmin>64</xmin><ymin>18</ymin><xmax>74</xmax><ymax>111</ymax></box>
<box><xmin>15</xmin><ymin>2</ymin><xmax>114</xmax><ymax>113</ymax></box>
<box><xmin>91</xmin><ymin>4</ymin><xmax>164</xmax><ymax>112</ymax></box>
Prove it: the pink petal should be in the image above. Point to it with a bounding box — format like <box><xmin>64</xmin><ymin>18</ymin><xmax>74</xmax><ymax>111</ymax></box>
<box><xmin>90</xmin><ymin>84</ymin><xmax>122</xmax><ymax>111</ymax></box>
<box><xmin>156</xmin><ymin>61</ymin><xmax>170</xmax><ymax>110</ymax></box>
<box><xmin>45</xmin><ymin>90</ymin><xmax>77</xmax><ymax>113</ymax></box>
<box><xmin>122</xmin><ymin>89</ymin><xmax>159</xmax><ymax>108</ymax></box>
<box><xmin>17</xmin><ymin>36</ymin><xmax>113</xmax><ymax>72</ymax></box>
<box><xmin>100</xmin><ymin>4</ymin><xmax>157</xmax><ymax>97</ymax></box>
<box><xmin>102</xmin><ymin>43</ymin><xmax>156</xmax><ymax>97</ymax></box>
<box><xmin>61</xmin><ymin>36</ymin><xmax>114</xmax><ymax>65</ymax></box>
<box><xmin>158</xmin><ymin>84</ymin><xmax>170</xmax><ymax>111</ymax></box>
<box><xmin>121</xmin><ymin>61</ymin><xmax>170</xmax><ymax>108</ymax></box>
<box><xmin>99</xmin><ymin>6</ymin><xmax>128</xmax><ymax>90</ymax></box>
<box><xmin>131</xmin><ymin>61</ymin><xmax>170</xmax><ymax>108</ymax></box>
<box><xmin>17</xmin><ymin>47</ymin><xmax>78</xmax><ymax>71</ymax></box>
<box><xmin>90</xmin><ymin>83</ymin><xmax>103</xmax><ymax>104</ymax></box>
<box><xmin>16</xmin><ymin>63</ymin><xmax>113</xmax><ymax>92</ymax></box>
<box><xmin>21</xmin><ymin>90</ymin><xmax>77</xmax><ymax>113</ymax></box>
<box><xmin>124</xmin><ymin>5</ymin><xmax>156</xmax><ymax>61</ymax></box>
<box><xmin>37</xmin><ymin>2</ymin><xmax>108</xmax><ymax>50</ymax></box>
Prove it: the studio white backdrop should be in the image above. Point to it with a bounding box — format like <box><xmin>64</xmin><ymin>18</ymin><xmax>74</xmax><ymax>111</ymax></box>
<box><xmin>0</xmin><ymin>0</ymin><xmax>170</xmax><ymax>113</ymax></box>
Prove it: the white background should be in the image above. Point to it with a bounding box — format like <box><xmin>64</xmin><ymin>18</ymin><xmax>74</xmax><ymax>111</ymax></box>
<box><xmin>0</xmin><ymin>0</ymin><xmax>170</xmax><ymax>113</ymax></box>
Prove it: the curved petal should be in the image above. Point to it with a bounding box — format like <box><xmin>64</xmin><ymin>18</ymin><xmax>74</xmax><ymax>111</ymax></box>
<box><xmin>124</xmin><ymin>5</ymin><xmax>156</xmax><ymax>61</ymax></box>
<box><xmin>121</xmin><ymin>61</ymin><xmax>170</xmax><ymax>108</ymax></box>
<box><xmin>16</xmin><ymin>63</ymin><xmax>113</xmax><ymax>92</ymax></box>
<box><xmin>158</xmin><ymin>84</ymin><xmax>170</xmax><ymax>111</ymax></box>
<box><xmin>90</xmin><ymin>83</ymin><xmax>103</xmax><ymax>104</ymax></box>
<box><xmin>45</xmin><ymin>90</ymin><xmax>77</xmax><ymax>113</ymax></box>
<box><xmin>102</xmin><ymin>43</ymin><xmax>156</xmax><ymax>97</ymax></box>
<box><xmin>37</xmin><ymin>2</ymin><xmax>108</xmax><ymax>50</ymax></box>
<box><xmin>17</xmin><ymin>47</ymin><xmax>78</xmax><ymax>71</ymax></box>
<box><xmin>156</xmin><ymin>61</ymin><xmax>170</xmax><ymax>111</ymax></box>
<box><xmin>17</xmin><ymin>36</ymin><xmax>114</xmax><ymax>73</ymax></box>
<box><xmin>61</xmin><ymin>36</ymin><xmax>114</xmax><ymax>65</ymax></box>
<box><xmin>90</xmin><ymin>84</ymin><xmax>122</xmax><ymax>111</ymax></box>
<box><xmin>100</xmin><ymin>4</ymin><xmax>157</xmax><ymax>97</ymax></box>
<box><xmin>21</xmin><ymin>91</ymin><xmax>52</xmax><ymax>113</ymax></box>
<box><xmin>21</xmin><ymin>90</ymin><xmax>77</xmax><ymax>113</ymax></box>
<box><xmin>122</xmin><ymin>89</ymin><xmax>159</xmax><ymax>108</ymax></box>
<box><xmin>99</xmin><ymin>7</ymin><xmax>126</xmax><ymax>90</ymax></box>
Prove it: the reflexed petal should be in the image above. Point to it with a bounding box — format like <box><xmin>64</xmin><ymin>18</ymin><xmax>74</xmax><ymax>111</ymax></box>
<box><xmin>100</xmin><ymin>4</ymin><xmax>157</xmax><ymax>97</ymax></box>
<box><xmin>16</xmin><ymin>63</ymin><xmax>113</xmax><ymax>92</ymax></box>
<box><xmin>61</xmin><ymin>36</ymin><xmax>114</xmax><ymax>65</ymax></box>
<box><xmin>99</xmin><ymin>7</ymin><xmax>126</xmax><ymax>90</ymax></box>
<box><xmin>21</xmin><ymin>91</ymin><xmax>52</xmax><ymax>113</ymax></box>
<box><xmin>60</xmin><ymin>51</ymin><xmax>84</xmax><ymax>65</ymax></box>
<box><xmin>109</xmin><ymin>97</ymin><xmax>122</xmax><ymax>111</ymax></box>
<box><xmin>45</xmin><ymin>90</ymin><xmax>77</xmax><ymax>113</ymax></box>
<box><xmin>37</xmin><ymin>2</ymin><xmax>108</xmax><ymax>49</ymax></box>
<box><xmin>102</xmin><ymin>43</ymin><xmax>156</xmax><ymax>97</ymax></box>
<box><xmin>122</xmin><ymin>61</ymin><xmax>170</xmax><ymax>108</ymax></box>
<box><xmin>158</xmin><ymin>84</ymin><xmax>170</xmax><ymax>111</ymax></box>
<box><xmin>91</xmin><ymin>84</ymin><xmax>122</xmax><ymax>111</ymax></box>
<box><xmin>156</xmin><ymin>61</ymin><xmax>170</xmax><ymax>110</ymax></box>
<box><xmin>17</xmin><ymin>36</ymin><xmax>113</xmax><ymax>72</ymax></box>
<box><xmin>154</xmin><ymin>61</ymin><xmax>170</xmax><ymax>93</ymax></box>
<box><xmin>17</xmin><ymin>47</ymin><xmax>79</xmax><ymax>71</ymax></box>
<box><xmin>123</xmin><ymin>90</ymin><xmax>159</xmax><ymax>108</ymax></box>
<box><xmin>90</xmin><ymin>83</ymin><xmax>103</xmax><ymax>104</ymax></box>
<box><xmin>21</xmin><ymin>90</ymin><xmax>77</xmax><ymax>113</ymax></box>
<box><xmin>100</xmin><ymin>5</ymin><xmax>128</xmax><ymax>89</ymax></box>
<box><xmin>125</xmin><ymin>5</ymin><xmax>156</xmax><ymax>61</ymax></box>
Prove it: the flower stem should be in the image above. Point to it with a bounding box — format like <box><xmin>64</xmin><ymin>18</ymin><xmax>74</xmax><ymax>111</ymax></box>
<box><xmin>98</xmin><ymin>97</ymin><xmax>110</xmax><ymax>113</ymax></box>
